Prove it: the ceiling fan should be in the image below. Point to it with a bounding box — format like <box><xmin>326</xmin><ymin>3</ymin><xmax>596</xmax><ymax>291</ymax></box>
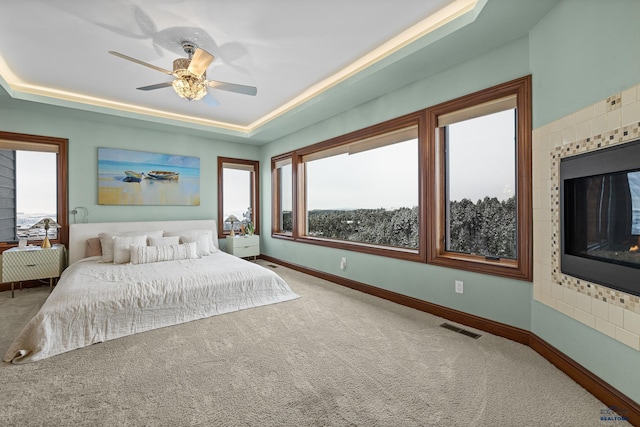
<box><xmin>109</xmin><ymin>42</ymin><xmax>257</xmax><ymax>104</ymax></box>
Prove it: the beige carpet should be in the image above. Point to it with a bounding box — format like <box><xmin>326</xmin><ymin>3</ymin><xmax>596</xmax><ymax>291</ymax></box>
<box><xmin>0</xmin><ymin>261</ymin><xmax>629</xmax><ymax>426</ymax></box>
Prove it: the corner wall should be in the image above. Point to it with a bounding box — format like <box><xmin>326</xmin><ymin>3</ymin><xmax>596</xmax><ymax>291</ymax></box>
<box><xmin>529</xmin><ymin>0</ymin><xmax>640</xmax><ymax>403</ymax></box>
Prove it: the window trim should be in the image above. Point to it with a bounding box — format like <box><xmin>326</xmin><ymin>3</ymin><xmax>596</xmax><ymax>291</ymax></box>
<box><xmin>426</xmin><ymin>75</ymin><xmax>532</xmax><ymax>281</ymax></box>
<box><xmin>273</xmin><ymin>111</ymin><xmax>427</xmax><ymax>262</ymax></box>
<box><xmin>0</xmin><ymin>131</ymin><xmax>68</xmax><ymax>250</ymax></box>
<box><xmin>217</xmin><ymin>157</ymin><xmax>260</xmax><ymax>238</ymax></box>
<box><xmin>271</xmin><ymin>152</ymin><xmax>294</xmax><ymax>238</ymax></box>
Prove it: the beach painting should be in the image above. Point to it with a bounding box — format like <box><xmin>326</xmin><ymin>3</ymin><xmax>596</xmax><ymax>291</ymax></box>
<box><xmin>98</xmin><ymin>148</ymin><xmax>200</xmax><ymax>206</ymax></box>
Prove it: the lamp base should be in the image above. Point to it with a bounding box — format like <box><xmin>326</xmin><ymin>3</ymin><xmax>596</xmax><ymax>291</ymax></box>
<box><xmin>41</xmin><ymin>236</ymin><xmax>51</xmax><ymax>248</ymax></box>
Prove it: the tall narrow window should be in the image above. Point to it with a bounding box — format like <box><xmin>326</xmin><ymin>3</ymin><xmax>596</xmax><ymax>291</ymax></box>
<box><xmin>272</xmin><ymin>155</ymin><xmax>293</xmax><ymax>236</ymax></box>
<box><xmin>218</xmin><ymin>157</ymin><xmax>259</xmax><ymax>237</ymax></box>
<box><xmin>427</xmin><ymin>76</ymin><xmax>532</xmax><ymax>280</ymax></box>
<box><xmin>293</xmin><ymin>112</ymin><xmax>426</xmax><ymax>261</ymax></box>
<box><xmin>0</xmin><ymin>132</ymin><xmax>68</xmax><ymax>248</ymax></box>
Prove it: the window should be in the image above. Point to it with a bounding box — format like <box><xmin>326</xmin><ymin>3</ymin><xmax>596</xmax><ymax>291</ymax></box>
<box><xmin>427</xmin><ymin>76</ymin><xmax>532</xmax><ymax>280</ymax></box>
<box><xmin>276</xmin><ymin>112</ymin><xmax>426</xmax><ymax>261</ymax></box>
<box><xmin>217</xmin><ymin>157</ymin><xmax>259</xmax><ymax>237</ymax></box>
<box><xmin>0</xmin><ymin>131</ymin><xmax>68</xmax><ymax>248</ymax></box>
<box><xmin>270</xmin><ymin>77</ymin><xmax>531</xmax><ymax>280</ymax></box>
<box><xmin>272</xmin><ymin>154</ymin><xmax>293</xmax><ymax>236</ymax></box>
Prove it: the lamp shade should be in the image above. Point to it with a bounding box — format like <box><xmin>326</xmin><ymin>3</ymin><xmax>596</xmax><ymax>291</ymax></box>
<box><xmin>30</xmin><ymin>217</ymin><xmax>61</xmax><ymax>230</ymax></box>
<box><xmin>224</xmin><ymin>215</ymin><xmax>240</xmax><ymax>224</ymax></box>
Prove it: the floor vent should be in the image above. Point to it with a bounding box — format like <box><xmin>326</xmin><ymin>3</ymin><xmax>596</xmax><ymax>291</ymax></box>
<box><xmin>267</xmin><ymin>264</ymin><xmax>279</xmax><ymax>268</ymax></box>
<box><xmin>440</xmin><ymin>323</ymin><xmax>482</xmax><ymax>339</ymax></box>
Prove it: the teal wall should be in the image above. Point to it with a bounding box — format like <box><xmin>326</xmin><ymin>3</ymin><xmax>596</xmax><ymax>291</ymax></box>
<box><xmin>0</xmin><ymin>93</ymin><xmax>259</xmax><ymax>228</ymax></box>
<box><xmin>529</xmin><ymin>0</ymin><xmax>640</xmax><ymax>403</ymax></box>
<box><xmin>260</xmin><ymin>0</ymin><xmax>640</xmax><ymax>403</ymax></box>
<box><xmin>0</xmin><ymin>0</ymin><xmax>638</xmax><ymax>404</ymax></box>
<box><xmin>260</xmin><ymin>35</ymin><xmax>534</xmax><ymax>331</ymax></box>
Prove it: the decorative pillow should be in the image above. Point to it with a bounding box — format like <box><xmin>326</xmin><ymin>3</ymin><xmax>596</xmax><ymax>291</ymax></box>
<box><xmin>112</xmin><ymin>235</ymin><xmax>148</xmax><ymax>264</ymax></box>
<box><xmin>148</xmin><ymin>236</ymin><xmax>180</xmax><ymax>247</ymax></box>
<box><xmin>164</xmin><ymin>230</ymin><xmax>218</xmax><ymax>254</ymax></box>
<box><xmin>179</xmin><ymin>233</ymin><xmax>211</xmax><ymax>257</ymax></box>
<box><xmin>99</xmin><ymin>230</ymin><xmax>163</xmax><ymax>263</ymax></box>
<box><xmin>85</xmin><ymin>237</ymin><xmax>102</xmax><ymax>258</ymax></box>
<box><xmin>130</xmin><ymin>243</ymin><xmax>198</xmax><ymax>265</ymax></box>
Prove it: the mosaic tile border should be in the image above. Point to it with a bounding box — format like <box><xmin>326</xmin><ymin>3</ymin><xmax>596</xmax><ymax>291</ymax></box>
<box><xmin>549</xmin><ymin>119</ymin><xmax>640</xmax><ymax>315</ymax></box>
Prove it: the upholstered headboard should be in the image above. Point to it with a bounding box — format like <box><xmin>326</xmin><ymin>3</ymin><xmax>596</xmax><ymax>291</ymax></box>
<box><xmin>68</xmin><ymin>219</ymin><xmax>218</xmax><ymax>266</ymax></box>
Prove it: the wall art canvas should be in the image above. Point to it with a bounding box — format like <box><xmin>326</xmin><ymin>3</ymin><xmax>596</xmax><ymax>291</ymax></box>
<box><xmin>98</xmin><ymin>148</ymin><xmax>200</xmax><ymax>206</ymax></box>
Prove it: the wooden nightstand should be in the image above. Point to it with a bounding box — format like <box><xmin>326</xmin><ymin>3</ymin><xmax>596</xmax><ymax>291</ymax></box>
<box><xmin>2</xmin><ymin>244</ymin><xmax>66</xmax><ymax>298</ymax></box>
<box><xmin>225</xmin><ymin>235</ymin><xmax>260</xmax><ymax>259</ymax></box>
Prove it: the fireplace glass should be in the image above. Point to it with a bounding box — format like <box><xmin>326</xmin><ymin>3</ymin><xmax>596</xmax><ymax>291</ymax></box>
<box><xmin>561</xmin><ymin>139</ymin><xmax>640</xmax><ymax>296</ymax></box>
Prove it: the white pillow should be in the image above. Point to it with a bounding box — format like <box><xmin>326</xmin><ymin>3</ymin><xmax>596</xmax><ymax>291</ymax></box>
<box><xmin>164</xmin><ymin>230</ymin><xmax>218</xmax><ymax>254</ymax></box>
<box><xmin>99</xmin><ymin>230</ymin><xmax>163</xmax><ymax>263</ymax></box>
<box><xmin>130</xmin><ymin>243</ymin><xmax>198</xmax><ymax>265</ymax></box>
<box><xmin>113</xmin><ymin>235</ymin><xmax>148</xmax><ymax>264</ymax></box>
<box><xmin>179</xmin><ymin>233</ymin><xmax>211</xmax><ymax>257</ymax></box>
<box><xmin>148</xmin><ymin>236</ymin><xmax>180</xmax><ymax>247</ymax></box>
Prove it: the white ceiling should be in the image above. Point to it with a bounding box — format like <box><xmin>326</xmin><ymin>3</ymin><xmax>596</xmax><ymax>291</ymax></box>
<box><xmin>0</xmin><ymin>0</ymin><xmax>560</xmax><ymax>144</ymax></box>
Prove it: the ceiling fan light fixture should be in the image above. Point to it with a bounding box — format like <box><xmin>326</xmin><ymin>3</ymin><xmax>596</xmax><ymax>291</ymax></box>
<box><xmin>172</xmin><ymin>71</ymin><xmax>207</xmax><ymax>101</ymax></box>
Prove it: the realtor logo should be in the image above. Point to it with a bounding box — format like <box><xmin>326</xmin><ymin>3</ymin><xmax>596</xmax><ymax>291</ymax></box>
<box><xmin>599</xmin><ymin>406</ymin><xmax>629</xmax><ymax>422</ymax></box>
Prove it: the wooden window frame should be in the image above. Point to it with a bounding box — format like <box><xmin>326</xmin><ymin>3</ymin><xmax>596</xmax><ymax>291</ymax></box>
<box><xmin>217</xmin><ymin>157</ymin><xmax>260</xmax><ymax>238</ymax></box>
<box><xmin>426</xmin><ymin>76</ymin><xmax>532</xmax><ymax>281</ymax></box>
<box><xmin>271</xmin><ymin>152</ymin><xmax>294</xmax><ymax>239</ymax></box>
<box><xmin>273</xmin><ymin>111</ymin><xmax>427</xmax><ymax>262</ymax></box>
<box><xmin>0</xmin><ymin>131</ymin><xmax>68</xmax><ymax>250</ymax></box>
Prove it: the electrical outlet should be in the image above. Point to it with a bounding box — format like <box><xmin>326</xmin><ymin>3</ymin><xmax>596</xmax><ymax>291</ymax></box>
<box><xmin>340</xmin><ymin>257</ymin><xmax>347</xmax><ymax>270</ymax></box>
<box><xmin>455</xmin><ymin>280</ymin><xmax>464</xmax><ymax>294</ymax></box>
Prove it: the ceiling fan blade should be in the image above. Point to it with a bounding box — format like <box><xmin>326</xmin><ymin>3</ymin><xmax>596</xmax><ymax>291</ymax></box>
<box><xmin>203</xmin><ymin>92</ymin><xmax>220</xmax><ymax>107</ymax></box>
<box><xmin>109</xmin><ymin>51</ymin><xmax>173</xmax><ymax>75</ymax></box>
<box><xmin>206</xmin><ymin>80</ymin><xmax>257</xmax><ymax>96</ymax></box>
<box><xmin>188</xmin><ymin>48</ymin><xmax>214</xmax><ymax>77</ymax></box>
<box><xmin>137</xmin><ymin>82</ymin><xmax>173</xmax><ymax>91</ymax></box>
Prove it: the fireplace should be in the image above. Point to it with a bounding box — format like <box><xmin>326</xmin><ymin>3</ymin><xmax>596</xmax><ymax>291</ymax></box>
<box><xmin>561</xmin><ymin>138</ymin><xmax>640</xmax><ymax>297</ymax></box>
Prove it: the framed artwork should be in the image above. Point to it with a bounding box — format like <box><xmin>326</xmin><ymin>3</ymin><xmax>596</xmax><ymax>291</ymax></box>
<box><xmin>98</xmin><ymin>148</ymin><xmax>200</xmax><ymax>206</ymax></box>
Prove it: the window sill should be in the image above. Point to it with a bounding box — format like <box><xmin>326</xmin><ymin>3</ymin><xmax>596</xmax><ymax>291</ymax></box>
<box><xmin>428</xmin><ymin>251</ymin><xmax>531</xmax><ymax>281</ymax></box>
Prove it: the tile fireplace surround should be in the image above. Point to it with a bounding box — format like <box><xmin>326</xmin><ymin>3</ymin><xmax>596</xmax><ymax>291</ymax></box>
<box><xmin>533</xmin><ymin>83</ymin><xmax>640</xmax><ymax>351</ymax></box>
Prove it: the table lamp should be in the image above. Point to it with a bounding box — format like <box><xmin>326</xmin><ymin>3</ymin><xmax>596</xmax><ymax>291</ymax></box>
<box><xmin>224</xmin><ymin>215</ymin><xmax>240</xmax><ymax>237</ymax></box>
<box><xmin>30</xmin><ymin>217</ymin><xmax>61</xmax><ymax>248</ymax></box>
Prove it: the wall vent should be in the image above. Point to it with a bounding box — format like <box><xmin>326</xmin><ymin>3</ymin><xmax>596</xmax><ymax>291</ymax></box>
<box><xmin>440</xmin><ymin>323</ymin><xmax>482</xmax><ymax>339</ymax></box>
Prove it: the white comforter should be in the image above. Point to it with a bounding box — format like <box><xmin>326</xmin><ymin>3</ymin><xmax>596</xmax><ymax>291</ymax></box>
<box><xmin>4</xmin><ymin>252</ymin><xmax>298</xmax><ymax>363</ymax></box>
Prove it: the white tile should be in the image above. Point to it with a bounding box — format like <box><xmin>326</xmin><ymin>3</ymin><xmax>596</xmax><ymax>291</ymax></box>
<box><xmin>592</xmin><ymin>298</ymin><xmax>609</xmax><ymax>320</ymax></box>
<box><xmin>540</xmin><ymin>260</ymin><xmax>552</xmax><ymax>284</ymax></box>
<box><xmin>608</xmin><ymin>304</ymin><xmax>623</xmax><ymax>327</ymax></box>
<box><xmin>575</xmin><ymin>120</ymin><xmax>591</xmax><ymax>141</ymax></box>
<box><xmin>595</xmin><ymin>318</ymin><xmax>616</xmax><ymax>338</ymax></box>
<box><xmin>607</xmin><ymin>109</ymin><xmax>621</xmax><ymax>130</ymax></box>
<box><xmin>555</xmin><ymin>299</ymin><xmax>575</xmax><ymax>318</ymax></box>
<box><xmin>621</xmin><ymin>86</ymin><xmax>637</xmax><ymax>105</ymax></box>
<box><xmin>623</xmin><ymin>309</ymin><xmax>640</xmax><ymax>336</ymax></box>
<box><xmin>576</xmin><ymin>292</ymin><xmax>592</xmax><ymax>313</ymax></box>
<box><xmin>574</xmin><ymin>308</ymin><xmax>596</xmax><ymax>329</ymax></box>
<box><xmin>563</xmin><ymin>287</ymin><xmax>577</xmax><ymax>307</ymax></box>
<box><xmin>622</xmin><ymin>100</ymin><xmax>640</xmax><ymax>126</ymax></box>
<box><xmin>540</xmin><ymin>279</ymin><xmax>553</xmax><ymax>297</ymax></box>
<box><xmin>615</xmin><ymin>327</ymin><xmax>640</xmax><ymax>351</ymax></box>
<box><xmin>594</xmin><ymin>99</ymin><xmax>607</xmax><ymax>116</ymax></box>
<box><xmin>551</xmin><ymin>283</ymin><xmax>564</xmax><ymax>300</ymax></box>
<box><xmin>549</xmin><ymin>130</ymin><xmax>562</xmax><ymax>148</ymax></box>
<box><xmin>590</xmin><ymin>113</ymin><xmax>607</xmax><ymax>137</ymax></box>
<box><xmin>539</xmin><ymin>122</ymin><xmax>553</xmax><ymax>137</ymax></box>
<box><xmin>560</xmin><ymin>126</ymin><xmax>576</xmax><ymax>145</ymax></box>
<box><xmin>539</xmin><ymin>292</ymin><xmax>555</xmax><ymax>309</ymax></box>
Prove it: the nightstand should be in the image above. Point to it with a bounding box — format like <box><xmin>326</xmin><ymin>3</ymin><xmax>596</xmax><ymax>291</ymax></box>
<box><xmin>225</xmin><ymin>235</ymin><xmax>260</xmax><ymax>259</ymax></box>
<box><xmin>2</xmin><ymin>244</ymin><xmax>66</xmax><ymax>298</ymax></box>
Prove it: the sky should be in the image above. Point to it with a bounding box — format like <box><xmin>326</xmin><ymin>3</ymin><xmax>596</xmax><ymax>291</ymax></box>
<box><xmin>299</xmin><ymin>109</ymin><xmax>516</xmax><ymax>210</ymax></box>
<box><xmin>16</xmin><ymin>151</ymin><xmax>57</xmax><ymax>214</ymax></box>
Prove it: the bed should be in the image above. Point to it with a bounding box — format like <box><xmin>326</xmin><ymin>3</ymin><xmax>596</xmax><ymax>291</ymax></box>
<box><xmin>4</xmin><ymin>219</ymin><xmax>298</xmax><ymax>363</ymax></box>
